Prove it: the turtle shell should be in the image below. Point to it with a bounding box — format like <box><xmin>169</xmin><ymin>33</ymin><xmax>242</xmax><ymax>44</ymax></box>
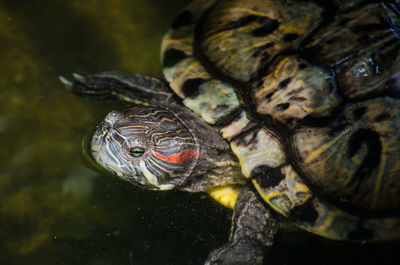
<box><xmin>161</xmin><ymin>0</ymin><xmax>400</xmax><ymax>241</ymax></box>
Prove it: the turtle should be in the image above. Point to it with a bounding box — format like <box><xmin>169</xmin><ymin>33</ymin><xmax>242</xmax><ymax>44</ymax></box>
<box><xmin>60</xmin><ymin>0</ymin><xmax>400</xmax><ymax>264</ymax></box>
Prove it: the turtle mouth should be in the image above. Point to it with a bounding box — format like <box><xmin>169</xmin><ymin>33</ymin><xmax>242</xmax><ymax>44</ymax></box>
<box><xmin>90</xmin><ymin>123</ymin><xmax>109</xmax><ymax>153</ymax></box>
<box><xmin>90</xmin><ymin>124</ymin><xmax>125</xmax><ymax>172</ymax></box>
<box><xmin>90</xmin><ymin>121</ymin><xmax>156</xmax><ymax>188</ymax></box>
<box><xmin>123</xmin><ymin>176</ymin><xmax>160</xmax><ymax>190</ymax></box>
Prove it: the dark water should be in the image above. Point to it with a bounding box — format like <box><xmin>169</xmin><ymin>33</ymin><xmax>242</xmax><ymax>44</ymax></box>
<box><xmin>1</xmin><ymin>0</ymin><xmax>400</xmax><ymax>264</ymax></box>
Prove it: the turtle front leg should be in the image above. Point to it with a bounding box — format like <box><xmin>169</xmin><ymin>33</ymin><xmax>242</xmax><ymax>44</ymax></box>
<box><xmin>59</xmin><ymin>71</ymin><xmax>177</xmax><ymax>105</ymax></box>
<box><xmin>206</xmin><ymin>186</ymin><xmax>278</xmax><ymax>265</ymax></box>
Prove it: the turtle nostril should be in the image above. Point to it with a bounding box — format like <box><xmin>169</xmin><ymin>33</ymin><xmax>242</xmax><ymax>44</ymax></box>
<box><xmin>100</xmin><ymin>121</ymin><xmax>111</xmax><ymax>130</ymax></box>
<box><xmin>104</xmin><ymin>110</ymin><xmax>124</xmax><ymax>125</ymax></box>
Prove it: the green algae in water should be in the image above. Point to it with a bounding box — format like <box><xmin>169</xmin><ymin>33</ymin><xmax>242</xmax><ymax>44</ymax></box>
<box><xmin>0</xmin><ymin>0</ymin><xmax>400</xmax><ymax>264</ymax></box>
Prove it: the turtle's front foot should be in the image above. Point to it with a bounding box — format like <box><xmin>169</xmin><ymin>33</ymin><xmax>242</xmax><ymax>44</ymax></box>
<box><xmin>205</xmin><ymin>186</ymin><xmax>278</xmax><ymax>265</ymax></box>
<box><xmin>205</xmin><ymin>240</ymin><xmax>264</xmax><ymax>265</ymax></box>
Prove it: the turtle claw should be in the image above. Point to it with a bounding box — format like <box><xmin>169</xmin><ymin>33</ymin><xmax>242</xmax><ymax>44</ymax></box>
<box><xmin>205</xmin><ymin>241</ymin><xmax>264</xmax><ymax>265</ymax></box>
<box><xmin>59</xmin><ymin>73</ymin><xmax>92</xmax><ymax>96</ymax></box>
<box><xmin>58</xmin><ymin>76</ymin><xmax>73</xmax><ymax>90</ymax></box>
<box><xmin>72</xmin><ymin>72</ymin><xmax>86</xmax><ymax>83</ymax></box>
<box><xmin>58</xmin><ymin>73</ymin><xmax>86</xmax><ymax>91</ymax></box>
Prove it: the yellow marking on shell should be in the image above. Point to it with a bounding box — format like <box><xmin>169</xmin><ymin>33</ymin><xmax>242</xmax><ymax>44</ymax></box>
<box><xmin>289</xmin><ymin>170</ymin><xmax>310</xmax><ymax>196</ymax></box>
<box><xmin>207</xmin><ymin>185</ymin><xmax>241</xmax><ymax>209</ymax></box>
<box><xmin>340</xmin><ymin>143</ymin><xmax>368</xmax><ymax>186</ymax></box>
<box><xmin>183</xmin><ymin>79</ymin><xmax>240</xmax><ymax>124</ymax></box>
<box><xmin>252</xmin><ymin>180</ymin><xmax>289</xmax><ymax>216</ymax></box>
<box><xmin>163</xmin><ymin>38</ymin><xmax>193</xmax><ymax>46</ymax></box>
<box><xmin>229</xmin><ymin>39</ymin><xmax>275</xmax><ymax>66</ymax></box>
<box><xmin>372</xmin><ymin>143</ymin><xmax>386</xmax><ymax>208</ymax></box>
<box><xmin>304</xmin><ymin>127</ymin><xmax>351</xmax><ymax>164</ymax></box>
<box><xmin>274</xmin><ymin>56</ymin><xmax>298</xmax><ymax>78</ymax></box>
<box><xmin>202</xmin><ymin>30</ymin><xmax>230</xmax><ymax>45</ymax></box>
<box><xmin>231</xmin><ymin>143</ymin><xmax>284</xmax><ymax>177</ymax></box>
<box><xmin>226</xmin><ymin>7</ymin><xmax>269</xmax><ymax>18</ymax></box>
<box><xmin>242</xmin><ymin>40</ymin><xmax>274</xmax><ymax>51</ymax></box>
<box><xmin>299</xmin><ymin>200</ymin><xmax>400</xmax><ymax>241</ymax></box>
<box><xmin>255</xmin><ymin>56</ymin><xmax>341</xmax><ymax>122</ymax></box>
<box><xmin>254</xmin><ymin>168</ymin><xmax>400</xmax><ymax>241</ymax></box>
<box><xmin>351</xmin><ymin>155</ymin><xmax>362</xmax><ymax>164</ymax></box>
<box><xmin>161</xmin><ymin>35</ymin><xmax>195</xmax><ymax>57</ymax></box>
<box><xmin>177</xmin><ymin>61</ymin><xmax>201</xmax><ymax>81</ymax></box>
<box><xmin>298</xmin><ymin>203</ymin><xmax>351</xmax><ymax>240</ymax></box>
<box><xmin>255</xmin><ymin>57</ymin><xmax>342</xmax><ymax>119</ymax></box>
<box><xmin>252</xmin><ymin>165</ymin><xmax>313</xmax><ymax>217</ymax></box>
<box><xmin>220</xmin><ymin>111</ymin><xmax>252</xmax><ymax>140</ymax></box>
<box><xmin>230</xmin><ymin>129</ymin><xmax>286</xmax><ymax>178</ymax></box>
<box><xmin>163</xmin><ymin>57</ymin><xmax>212</xmax><ymax>99</ymax></box>
<box><xmin>279</xmin><ymin>16</ymin><xmax>316</xmax><ymax>37</ymax></box>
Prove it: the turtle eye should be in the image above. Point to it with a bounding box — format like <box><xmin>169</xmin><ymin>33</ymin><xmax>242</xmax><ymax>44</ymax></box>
<box><xmin>129</xmin><ymin>147</ymin><xmax>145</xmax><ymax>158</ymax></box>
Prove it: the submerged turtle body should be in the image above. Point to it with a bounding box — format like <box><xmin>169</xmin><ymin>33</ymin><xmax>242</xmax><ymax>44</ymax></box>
<box><xmin>62</xmin><ymin>0</ymin><xmax>400</xmax><ymax>264</ymax></box>
<box><xmin>161</xmin><ymin>0</ymin><xmax>400</xmax><ymax>240</ymax></box>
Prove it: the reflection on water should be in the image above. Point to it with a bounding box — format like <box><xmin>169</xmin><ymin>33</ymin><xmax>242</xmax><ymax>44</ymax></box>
<box><xmin>0</xmin><ymin>0</ymin><xmax>399</xmax><ymax>264</ymax></box>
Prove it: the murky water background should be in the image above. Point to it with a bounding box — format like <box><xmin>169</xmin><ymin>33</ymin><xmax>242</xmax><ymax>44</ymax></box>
<box><xmin>1</xmin><ymin>0</ymin><xmax>400</xmax><ymax>264</ymax></box>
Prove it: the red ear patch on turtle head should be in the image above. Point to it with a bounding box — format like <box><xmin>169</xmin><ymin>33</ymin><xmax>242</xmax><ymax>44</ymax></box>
<box><xmin>154</xmin><ymin>149</ymin><xmax>199</xmax><ymax>164</ymax></box>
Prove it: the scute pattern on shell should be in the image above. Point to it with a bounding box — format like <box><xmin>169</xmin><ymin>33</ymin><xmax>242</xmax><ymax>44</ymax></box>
<box><xmin>253</xmin><ymin>56</ymin><xmax>341</xmax><ymax>124</ymax></box>
<box><xmin>294</xmin><ymin>97</ymin><xmax>400</xmax><ymax>213</ymax></box>
<box><xmin>161</xmin><ymin>0</ymin><xmax>400</xmax><ymax>241</ymax></box>
<box><xmin>301</xmin><ymin>2</ymin><xmax>400</xmax><ymax>100</ymax></box>
<box><xmin>162</xmin><ymin>0</ymin><xmax>241</xmax><ymax>125</ymax></box>
<box><xmin>200</xmin><ymin>0</ymin><xmax>323</xmax><ymax>82</ymax></box>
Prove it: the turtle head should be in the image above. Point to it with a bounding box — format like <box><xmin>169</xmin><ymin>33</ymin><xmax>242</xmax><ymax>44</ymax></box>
<box><xmin>91</xmin><ymin>106</ymin><xmax>200</xmax><ymax>190</ymax></box>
